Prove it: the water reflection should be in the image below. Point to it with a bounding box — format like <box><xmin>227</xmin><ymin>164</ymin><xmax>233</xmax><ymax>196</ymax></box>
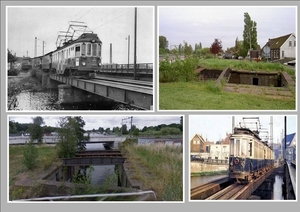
<box><xmin>14</xmin><ymin>90</ymin><xmax>59</xmax><ymax>110</ymax></box>
<box><xmin>273</xmin><ymin>175</ymin><xmax>284</xmax><ymax>200</ymax></box>
<box><xmin>85</xmin><ymin>143</ymin><xmax>115</xmax><ymax>186</ymax></box>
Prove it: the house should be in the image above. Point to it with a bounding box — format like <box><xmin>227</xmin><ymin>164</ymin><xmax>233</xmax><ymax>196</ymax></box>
<box><xmin>262</xmin><ymin>33</ymin><xmax>296</xmax><ymax>61</ymax></box>
<box><xmin>190</xmin><ymin>134</ymin><xmax>206</xmax><ymax>153</ymax></box>
<box><xmin>282</xmin><ymin>132</ymin><xmax>296</xmax><ymax>164</ymax></box>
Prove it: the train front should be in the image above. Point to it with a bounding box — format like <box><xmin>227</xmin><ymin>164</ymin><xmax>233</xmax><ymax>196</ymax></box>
<box><xmin>229</xmin><ymin>128</ymin><xmax>253</xmax><ymax>183</ymax></box>
<box><xmin>75</xmin><ymin>33</ymin><xmax>102</xmax><ymax>77</ymax></box>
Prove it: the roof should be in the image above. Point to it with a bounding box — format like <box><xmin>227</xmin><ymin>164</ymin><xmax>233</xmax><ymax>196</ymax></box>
<box><xmin>282</xmin><ymin>133</ymin><xmax>296</xmax><ymax>147</ymax></box>
<box><xmin>265</xmin><ymin>33</ymin><xmax>294</xmax><ymax>49</ymax></box>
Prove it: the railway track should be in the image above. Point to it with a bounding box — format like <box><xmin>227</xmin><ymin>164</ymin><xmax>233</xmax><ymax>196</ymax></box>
<box><xmin>191</xmin><ymin>177</ymin><xmax>234</xmax><ymax>200</ymax></box>
<box><xmin>205</xmin><ymin>184</ymin><xmax>244</xmax><ymax>200</ymax></box>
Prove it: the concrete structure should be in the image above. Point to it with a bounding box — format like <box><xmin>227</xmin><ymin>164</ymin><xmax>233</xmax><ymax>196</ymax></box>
<box><xmin>262</xmin><ymin>33</ymin><xmax>296</xmax><ymax>61</ymax></box>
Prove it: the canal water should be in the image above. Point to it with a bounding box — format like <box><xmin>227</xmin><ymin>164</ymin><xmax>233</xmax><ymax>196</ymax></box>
<box><xmin>85</xmin><ymin>143</ymin><xmax>116</xmax><ymax>186</ymax></box>
<box><xmin>11</xmin><ymin>90</ymin><xmax>137</xmax><ymax>110</ymax></box>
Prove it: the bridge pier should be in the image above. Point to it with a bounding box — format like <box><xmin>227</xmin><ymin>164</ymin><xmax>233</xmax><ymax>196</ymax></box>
<box><xmin>42</xmin><ymin>73</ymin><xmax>59</xmax><ymax>89</ymax></box>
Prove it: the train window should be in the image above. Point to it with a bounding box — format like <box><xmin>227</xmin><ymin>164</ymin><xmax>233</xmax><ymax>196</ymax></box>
<box><xmin>82</xmin><ymin>43</ymin><xmax>86</xmax><ymax>56</ymax></box>
<box><xmin>229</xmin><ymin>138</ymin><xmax>234</xmax><ymax>156</ymax></box>
<box><xmin>98</xmin><ymin>43</ymin><xmax>101</xmax><ymax>57</ymax></box>
<box><xmin>92</xmin><ymin>43</ymin><xmax>97</xmax><ymax>56</ymax></box>
<box><xmin>241</xmin><ymin>139</ymin><xmax>247</xmax><ymax>156</ymax></box>
<box><xmin>75</xmin><ymin>45</ymin><xmax>80</xmax><ymax>57</ymax></box>
<box><xmin>249</xmin><ymin>142</ymin><xmax>252</xmax><ymax>157</ymax></box>
<box><xmin>236</xmin><ymin>139</ymin><xmax>240</xmax><ymax>156</ymax></box>
<box><xmin>87</xmin><ymin>44</ymin><xmax>91</xmax><ymax>56</ymax></box>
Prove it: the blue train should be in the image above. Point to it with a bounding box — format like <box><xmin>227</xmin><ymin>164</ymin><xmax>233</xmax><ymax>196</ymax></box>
<box><xmin>229</xmin><ymin>127</ymin><xmax>274</xmax><ymax>183</ymax></box>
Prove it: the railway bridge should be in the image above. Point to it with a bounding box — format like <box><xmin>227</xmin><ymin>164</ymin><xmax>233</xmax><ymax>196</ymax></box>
<box><xmin>191</xmin><ymin>161</ymin><xmax>296</xmax><ymax>200</ymax></box>
<box><xmin>42</xmin><ymin>63</ymin><xmax>153</xmax><ymax>110</ymax></box>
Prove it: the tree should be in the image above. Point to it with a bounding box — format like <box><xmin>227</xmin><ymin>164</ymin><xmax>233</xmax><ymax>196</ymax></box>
<box><xmin>29</xmin><ymin>116</ymin><xmax>45</xmax><ymax>143</ymax></box>
<box><xmin>121</xmin><ymin>124</ymin><xmax>128</xmax><ymax>135</ymax></box>
<box><xmin>7</xmin><ymin>49</ymin><xmax>17</xmax><ymax>70</ymax></box>
<box><xmin>159</xmin><ymin>35</ymin><xmax>169</xmax><ymax>54</ymax></box>
<box><xmin>56</xmin><ymin>116</ymin><xmax>89</xmax><ymax>158</ymax></box>
<box><xmin>210</xmin><ymin>39</ymin><xmax>222</xmax><ymax>55</ymax></box>
<box><xmin>243</xmin><ymin>12</ymin><xmax>258</xmax><ymax>55</ymax></box>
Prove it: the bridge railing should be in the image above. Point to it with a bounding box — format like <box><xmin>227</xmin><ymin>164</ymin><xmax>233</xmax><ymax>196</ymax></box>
<box><xmin>98</xmin><ymin>63</ymin><xmax>153</xmax><ymax>77</ymax></box>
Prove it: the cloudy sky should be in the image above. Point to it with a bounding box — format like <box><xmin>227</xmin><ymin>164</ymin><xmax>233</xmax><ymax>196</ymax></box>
<box><xmin>7</xmin><ymin>6</ymin><xmax>153</xmax><ymax>64</ymax></box>
<box><xmin>159</xmin><ymin>6</ymin><xmax>296</xmax><ymax>50</ymax></box>
<box><xmin>189</xmin><ymin>115</ymin><xmax>297</xmax><ymax>144</ymax></box>
<box><xmin>9</xmin><ymin>115</ymin><xmax>181</xmax><ymax>131</ymax></box>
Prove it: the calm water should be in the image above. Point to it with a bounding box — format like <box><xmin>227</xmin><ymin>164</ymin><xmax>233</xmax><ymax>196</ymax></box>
<box><xmin>11</xmin><ymin>90</ymin><xmax>126</xmax><ymax>110</ymax></box>
<box><xmin>273</xmin><ymin>175</ymin><xmax>284</xmax><ymax>200</ymax></box>
<box><xmin>85</xmin><ymin>143</ymin><xmax>115</xmax><ymax>186</ymax></box>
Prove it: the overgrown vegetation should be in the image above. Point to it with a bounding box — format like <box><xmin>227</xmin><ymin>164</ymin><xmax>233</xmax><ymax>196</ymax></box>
<box><xmin>159</xmin><ymin>58</ymin><xmax>295</xmax><ymax>83</ymax></box>
<box><xmin>120</xmin><ymin>139</ymin><xmax>183</xmax><ymax>201</ymax></box>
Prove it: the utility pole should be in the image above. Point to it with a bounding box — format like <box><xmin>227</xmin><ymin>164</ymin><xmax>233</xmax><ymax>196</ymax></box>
<box><xmin>43</xmin><ymin>41</ymin><xmax>45</xmax><ymax>56</ymax></box>
<box><xmin>134</xmin><ymin>7</ymin><xmax>137</xmax><ymax>79</ymax></box>
<box><xmin>126</xmin><ymin>35</ymin><xmax>130</xmax><ymax>70</ymax></box>
<box><xmin>34</xmin><ymin>37</ymin><xmax>37</xmax><ymax>57</ymax></box>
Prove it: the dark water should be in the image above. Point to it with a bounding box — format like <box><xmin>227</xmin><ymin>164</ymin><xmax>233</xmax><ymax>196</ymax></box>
<box><xmin>11</xmin><ymin>90</ymin><xmax>135</xmax><ymax>110</ymax></box>
<box><xmin>85</xmin><ymin>143</ymin><xmax>115</xmax><ymax>186</ymax></box>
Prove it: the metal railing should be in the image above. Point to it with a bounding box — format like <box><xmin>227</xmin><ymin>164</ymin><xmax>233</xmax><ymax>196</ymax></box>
<box><xmin>13</xmin><ymin>190</ymin><xmax>157</xmax><ymax>201</ymax></box>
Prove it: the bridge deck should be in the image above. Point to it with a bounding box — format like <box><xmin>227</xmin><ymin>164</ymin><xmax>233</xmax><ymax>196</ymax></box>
<box><xmin>62</xmin><ymin>150</ymin><xmax>126</xmax><ymax>166</ymax></box>
<box><xmin>50</xmin><ymin>74</ymin><xmax>153</xmax><ymax>110</ymax></box>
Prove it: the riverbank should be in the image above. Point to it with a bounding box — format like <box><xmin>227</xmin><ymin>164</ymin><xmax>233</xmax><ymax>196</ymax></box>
<box><xmin>7</xmin><ymin>70</ymin><xmax>44</xmax><ymax>109</ymax></box>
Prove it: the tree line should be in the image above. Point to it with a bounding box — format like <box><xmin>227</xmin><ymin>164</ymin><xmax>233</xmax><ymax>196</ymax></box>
<box><xmin>159</xmin><ymin>12</ymin><xmax>258</xmax><ymax>58</ymax></box>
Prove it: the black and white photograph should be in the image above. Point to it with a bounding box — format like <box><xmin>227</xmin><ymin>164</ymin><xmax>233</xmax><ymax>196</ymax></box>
<box><xmin>7</xmin><ymin>6</ymin><xmax>154</xmax><ymax>111</ymax></box>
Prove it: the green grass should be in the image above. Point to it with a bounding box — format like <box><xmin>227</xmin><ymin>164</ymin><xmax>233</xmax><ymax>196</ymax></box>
<box><xmin>122</xmin><ymin>142</ymin><xmax>183</xmax><ymax>201</ymax></box>
<box><xmin>159</xmin><ymin>81</ymin><xmax>295</xmax><ymax>110</ymax></box>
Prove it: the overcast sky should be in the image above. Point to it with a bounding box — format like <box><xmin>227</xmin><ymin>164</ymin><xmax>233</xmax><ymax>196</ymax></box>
<box><xmin>159</xmin><ymin>6</ymin><xmax>296</xmax><ymax>50</ymax></box>
<box><xmin>9</xmin><ymin>115</ymin><xmax>181</xmax><ymax>131</ymax></box>
<box><xmin>7</xmin><ymin>6</ymin><xmax>153</xmax><ymax>64</ymax></box>
<box><xmin>189</xmin><ymin>115</ymin><xmax>297</xmax><ymax>144</ymax></box>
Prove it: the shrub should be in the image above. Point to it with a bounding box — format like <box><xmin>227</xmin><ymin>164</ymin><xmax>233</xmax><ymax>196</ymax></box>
<box><xmin>23</xmin><ymin>142</ymin><xmax>38</xmax><ymax>170</ymax></box>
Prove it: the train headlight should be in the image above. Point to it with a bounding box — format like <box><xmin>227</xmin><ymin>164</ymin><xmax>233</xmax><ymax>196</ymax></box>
<box><xmin>82</xmin><ymin>62</ymin><xmax>86</xmax><ymax>66</ymax></box>
<box><xmin>234</xmin><ymin>158</ymin><xmax>239</xmax><ymax>165</ymax></box>
<box><xmin>98</xmin><ymin>62</ymin><xmax>102</xmax><ymax>66</ymax></box>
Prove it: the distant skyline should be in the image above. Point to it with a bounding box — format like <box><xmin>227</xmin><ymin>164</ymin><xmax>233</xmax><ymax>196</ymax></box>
<box><xmin>9</xmin><ymin>115</ymin><xmax>182</xmax><ymax>131</ymax></box>
<box><xmin>159</xmin><ymin>6</ymin><xmax>296</xmax><ymax>50</ymax></box>
<box><xmin>7</xmin><ymin>6</ymin><xmax>154</xmax><ymax>64</ymax></box>
<box><xmin>189</xmin><ymin>115</ymin><xmax>297</xmax><ymax>144</ymax></box>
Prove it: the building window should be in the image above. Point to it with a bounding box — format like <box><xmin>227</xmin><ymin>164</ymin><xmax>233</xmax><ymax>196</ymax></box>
<box><xmin>282</xmin><ymin>50</ymin><xmax>284</xmax><ymax>58</ymax></box>
<box><xmin>294</xmin><ymin>41</ymin><xmax>296</xmax><ymax>47</ymax></box>
<box><xmin>289</xmin><ymin>41</ymin><xmax>292</xmax><ymax>47</ymax></box>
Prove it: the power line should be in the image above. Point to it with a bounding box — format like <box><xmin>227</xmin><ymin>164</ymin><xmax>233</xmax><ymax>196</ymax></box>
<box><xmin>94</xmin><ymin>10</ymin><xmax>132</xmax><ymax>30</ymax></box>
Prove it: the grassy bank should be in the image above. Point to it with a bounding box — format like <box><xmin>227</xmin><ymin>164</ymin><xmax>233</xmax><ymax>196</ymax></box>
<box><xmin>120</xmin><ymin>139</ymin><xmax>183</xmax><ymax>201</ymax></box>
<box><xmin>191</xmin><ymin>170</ymin><xmax>228</xmax><ymax>177</ymax></box>
<box><xmin>159</xmin><ymin>81</ymin><xmax>295</xmax><ymax>110</ymax></box>
<box><xmin>9</xmin><ymin>144</ymin><xmax>61</xmax><ymax>200</ymax></box>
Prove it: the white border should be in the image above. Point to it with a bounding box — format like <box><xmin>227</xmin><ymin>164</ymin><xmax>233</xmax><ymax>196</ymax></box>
<box><xmin>157</xmin><ymin>5</ymin><xmax>298</xmax><ymax>112</ymax></box>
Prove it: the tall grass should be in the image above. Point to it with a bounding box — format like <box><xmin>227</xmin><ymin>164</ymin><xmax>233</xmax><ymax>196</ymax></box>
<box><xmin>122</xmin><ymin>143</ymin><xmax>183</xmax><ymax>201</ymax></box>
